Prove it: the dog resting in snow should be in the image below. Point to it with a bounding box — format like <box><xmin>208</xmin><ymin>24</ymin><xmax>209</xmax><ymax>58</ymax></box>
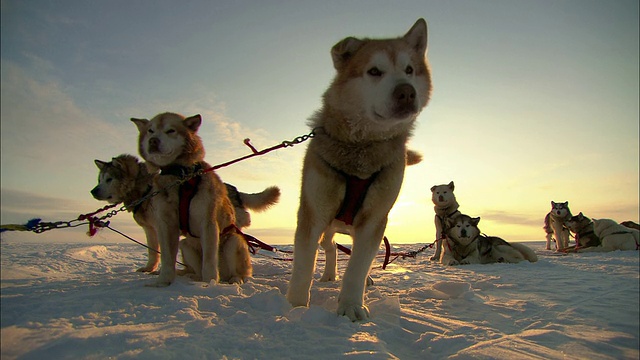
<box><xmin>286</xmin><ymin>18</ymin><xmax>432</xmax><ymax>321</ymax></box>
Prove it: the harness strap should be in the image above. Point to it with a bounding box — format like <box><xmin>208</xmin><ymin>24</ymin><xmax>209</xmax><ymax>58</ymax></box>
<box><xmin>160</xmin><ymin>163</ymin><xmax>203</xmax><ymax>237</ymax></box>
<box><xmin>335</xmin><ymin>172</ymin><xmax>378</xmax><ymax>226</ymax></box>
<box><xmin>131</xmin><ymin>186</ymin><xmax>153</xmax><ymax>214</ymax></box>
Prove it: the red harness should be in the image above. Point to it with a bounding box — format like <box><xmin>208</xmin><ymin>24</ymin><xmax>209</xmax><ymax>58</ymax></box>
<box><xmin>160</xmin><ymin>164</ymin><xmax>203</xmax><ymax>237</ymax></box>
<box><xmin>335</xmin><ymin>172</ymin><xmax>378</xmax><ymax>226</ymax></box>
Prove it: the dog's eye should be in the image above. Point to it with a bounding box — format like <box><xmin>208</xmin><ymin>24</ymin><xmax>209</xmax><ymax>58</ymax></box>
<box><xmin>405</xmin><ymin>65</ymin><xmax>413</xmax><ymax>75</ymax></box>
<box><xmin>166</xmin><ymin>129</ymin><xmax>176</xmax><ymax>135</ymax></box>
<box><xmin>367</xmin><ymin>67</ymin><xmax>383</xmax><ymax>77</ymax></box>
<box><xmin>106</xmin><ymin>178</ymin><xmax>113</xmax><ymax>183</ymax></box>
<box><xmin>148</xmin><ymin>129</ymin><xmax>155</xmax><ymax>134</ymax></box>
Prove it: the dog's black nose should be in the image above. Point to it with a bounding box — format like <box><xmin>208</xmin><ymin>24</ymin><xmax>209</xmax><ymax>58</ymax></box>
<box><xmin>461</xmin><ymin>229</ymin><xmax>467</xmax><ymax>238</ymax></box>
<box><xmin>90</xmin><ymin>187</ymin><xmax>99</xmax><ymax>198</ymax></box>
<box><xmin>393</xmin><ymin>83</ymin><xmax>416</xmax><ymax>105</ymax></box>
<box><xmin>149</xmin><ymin>137</ymin><xmax>160</xmax><ymax>151</ymax></box>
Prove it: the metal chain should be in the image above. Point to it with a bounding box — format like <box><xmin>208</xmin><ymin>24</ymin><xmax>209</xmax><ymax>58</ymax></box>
<box><xmin>28</xmin><ymin>128</ymin><xmax>318</xmax><ymax>235</ymax></box>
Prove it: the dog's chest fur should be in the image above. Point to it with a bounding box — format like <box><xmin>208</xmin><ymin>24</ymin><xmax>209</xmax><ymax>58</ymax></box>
<box><xmin>310</xmin><ymin>130</ymin><xmax>407</xmax><ymax>179</ymax></box>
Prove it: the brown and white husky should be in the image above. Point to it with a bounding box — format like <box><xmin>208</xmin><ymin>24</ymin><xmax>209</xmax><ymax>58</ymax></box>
<box><xmin>286</xmin><ymin>19</ymin><xmax>432</xmax><ymax>321</ymax></box>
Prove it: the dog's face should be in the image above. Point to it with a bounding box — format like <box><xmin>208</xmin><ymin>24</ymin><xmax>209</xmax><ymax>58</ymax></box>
<box><xmin>323</xmin><ymin>19</ymin><xmax>432</xmax><ymax>136</ymax></box>
<box><xmin>550</xmin><ymin>201</ymin><xmax>570</xmax><ymax>218</ymax></box>
<box><xmin>91</xmin><ymin>155</ymin><xmax>140</xmax><ymax>203</ymax></box>
<box><xmin>431</xmin><ymin>181</ymin><xmax>455</xmax><ymax>206</ymax></box>
<box><xmin>565</xmin><ymin>212</ymin><xmax>590</xmax><ymax>233</ymax></box>
<box><xmin>446</xmin><ymin>215</ymin><xmax>481</xmax><ymax>246</ymax></box>
<box><xmin>131</xmin><ymin>113</ymin><xmax>204</xmax><ymax>168</ymax></box>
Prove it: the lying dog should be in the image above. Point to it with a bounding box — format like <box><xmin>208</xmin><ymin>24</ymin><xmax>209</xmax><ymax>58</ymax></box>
<box><xmin>477</xmin><ymin>235</ymin><xmax>538</xmax><ymax>264</ymax></box>
<box><xmin>441</xmin><ymin>215</ymin><xmax>481</xmax><ymax>266</ymax></box>
<box><xmin>287</xmin><ymin>18</ymin><xmax>432</xmax><ymax>321</ymax></box>
<box><xmin>565</xmin><ymin>212</ymin><xmax>601</xmax><ymax>250</ymax></box>
<box><xmin>430</xmin><ymin>181</ymin><xmax>461</xmax><ymax>261</ymax></box>
<box><xmin>131</xmin><ymin>112</ymin><xmax>251</xmax><ymax>286</ymax></box>
<box><xmin>443</xmin><ymin>215</ymin><xmax>537</xmax><ymax>265</ymax></box>
<box><xmin>573</xmin><ymin>217</ymin><xmax>639</xmax><ymax>252</ymax></box>
<box><xmin>544</xmin><ymin>201</ymin><xmax>572</xmax><ymax>251</ymax></box>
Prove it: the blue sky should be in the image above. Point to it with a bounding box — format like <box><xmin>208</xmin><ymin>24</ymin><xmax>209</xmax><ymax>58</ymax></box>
<box><xmin>1</xmin><ymin>0</ymin><xmax>638</xmax><ymax>245</ymax></box>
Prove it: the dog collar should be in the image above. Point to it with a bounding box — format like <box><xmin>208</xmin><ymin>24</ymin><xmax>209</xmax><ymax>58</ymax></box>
<box><xmin>160</xmin><ymin>163</ymin><xmax>203</xmax><ymax>179</ymax></box>
<box><xmin>130</xmin><ymin>186</ymin><xmax>153</xmax><ymax>214</ymax></box>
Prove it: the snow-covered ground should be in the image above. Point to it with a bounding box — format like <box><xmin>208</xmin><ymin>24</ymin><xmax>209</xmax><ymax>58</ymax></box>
<box><xmin>1</xmin><ymin>239</ymin><xmax>638</xmax><ymax>359</ymax></box>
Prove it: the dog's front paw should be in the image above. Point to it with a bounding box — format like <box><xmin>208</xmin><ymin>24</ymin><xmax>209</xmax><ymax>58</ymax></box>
<box><xmin>446</xmin><ymin>260</ymin><xmax>459</xmax><ymax>266</ymax></box>
<box><xmin>337</xmin><ymin>302</ymin><xmax>371</xmax><ymax>322</ymax></box>
<box><xmin>429</xmin><ymin>255</ymin><xmax>439</xmax><ymax>261</ymax></box>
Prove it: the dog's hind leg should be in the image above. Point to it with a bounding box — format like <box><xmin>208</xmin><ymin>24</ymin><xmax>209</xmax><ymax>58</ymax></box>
<box><xmin>200</xmin><ymin>223</ymin><xmax>220</xmax><ymax>284</ymax></box>
<box><xmin>319</xmin><ymin>228</ymin><xmax>338</xmax><ymax>282</ymax></box>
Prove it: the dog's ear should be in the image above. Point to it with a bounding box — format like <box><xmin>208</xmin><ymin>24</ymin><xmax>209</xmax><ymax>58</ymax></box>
<box><xmin>444</xmin><ymin>217</ymin><xmax>455</xmax><ymax>229</ymax></box>
<box><xmin>113</xmin><ymin>155</ymin><xmax>139</xmax><ymax>177</ymax></box>
<box><xmin>448</xmin><ymin>181</ymin><xmax>455</xmax><ymax>191</ymax></box>
<box><xmin>551</xmin><ymin>200</ymin><xmax>556</xmax><ymax>207</ymax></box>
<box><xmin>471</xmin><ymin>217</ymin><xmax>481</xmax><ymax>226</ymax></box>
<box><xmin>563</xmin><ymin>201</ymin><xmax>569</xmax><ymax>206</ymax></box>
<box><xmin>331</xmin><ymin>37</ymin><xmax>365</xmax><ymax>71</ymax></box>
<box><xmin>404</xmin><ymin>18</ymin><xmax>428</xmax><ymax>55</ymax></box>
<box><xmin>131</xmin><ymin>118</ymin><xmax>149</xmax><ymax>133</ymax></box>
<box><xmin>94</xmin><ymin>159</ymin><xmax>107</xmax><ymax>170</ymax></box>
<box><xmin>430</xmin><ymin>185</ymin><xmax>436</xmax><ymax>193</ymax></box>
<box><xmin>184</xmin><ymin>114</ymin><xmax>202</xmax><ymax>132</ymax></box>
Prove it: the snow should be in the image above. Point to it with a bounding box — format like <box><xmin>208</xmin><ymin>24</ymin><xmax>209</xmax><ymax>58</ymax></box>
<box><xmin>1</xmin><ymin>240</ymin><xmax>638</xmax><ymax>359</ymax></box>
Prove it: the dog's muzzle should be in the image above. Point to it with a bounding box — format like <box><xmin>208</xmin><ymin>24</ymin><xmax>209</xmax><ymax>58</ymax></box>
<box><xmin>391</xmin><ymin>83</ymin><xmax>417</xmax><ymax>118</ymax></box>
<box><xmin>148</xmin><ymin>137</ymin><xmax>160</xmax><ymax>153</ymax></box>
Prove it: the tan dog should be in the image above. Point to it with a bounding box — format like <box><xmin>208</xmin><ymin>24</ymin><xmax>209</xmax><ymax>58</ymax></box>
<box><xmin>131</xmin><ymin>112</ymin><xmax>251</xmax><ymax>286</ymax></box>
<box><xmin>286</xmin><ymin>19</ymin><xmax>432</xmax><ymax>321</ymax></box>
<box><xmin>430</xmin><ymin>181</ymin><xmax>461</xmax><ymax>261</ymax></box>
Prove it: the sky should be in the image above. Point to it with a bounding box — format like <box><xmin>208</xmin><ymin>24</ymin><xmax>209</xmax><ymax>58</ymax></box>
<box><xmin>1</xmin><ymin>0</ymin><xmax>638</xmax><ymax>246</ymax></box>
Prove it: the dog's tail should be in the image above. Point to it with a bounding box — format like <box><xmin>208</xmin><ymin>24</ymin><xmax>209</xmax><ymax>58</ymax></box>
<box><xmin>406</xmin><ymin>149</ymin><xmax>422</xmax><ymax>166</ymax></box>
<box><xmin>511</xmin><ymin>243</ymin><xmax>538</xmax><ymax>263</ymax></box>
<box><xmin>239</xmin><ymin>186</ymin><xmax>281</xmax><ymax>212</ymax></box>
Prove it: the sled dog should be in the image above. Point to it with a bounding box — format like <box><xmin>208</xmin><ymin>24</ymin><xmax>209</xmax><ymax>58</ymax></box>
<box><xmin>319</xmin><ymin>151</ymin><xmax>422</xmax><ymax>285</ymax></box>
<box><xmin>544</xmin><ymin>201</ymin><xmax>572</xmax><ymax>251</ymax></box>
<box><xmin>441</xmin><ymin>215</ymin><xmax>481</xmax><ymax>265</ymax></box>
<box><xmin>91</xmin><ymin>155</ymin><xmax>280</xmax><ymax>275</ymax></box>
<box><xmin>572</xmin><ymin>217</ymin><xmax>639</xmax><ymax>252</ymax></box>
<box><xmin>179</xmin><ymin>184</ymin><xmax>280</xmax><ymax>280</ymax></box>
<box><xmin>131</xmin><ymin>112</ymin><xmax>251</xmax><ymax>286</ymax></box>
<box><xmin>91</xmin><ymin>154</ymin><xmax>160</xmax><ymax>272</ymax></box>
<box><xmin>565</xmin><ymin>212</ymin><xmax>601</xmax><ymax>250</ymax></box>
<box><xmin>286</xmin><ymin>19</ymin><xmax>432</xmax><ymax>321</ymax></box>
<box><xmin>477</xmin><ymin>236</ymin><xmax>538</xmax><ymax>264</ymax></box>
<box><xmin>430</xmin><ymin>181</ymin><xmax>461</xmax><ymax>261</ymax></box>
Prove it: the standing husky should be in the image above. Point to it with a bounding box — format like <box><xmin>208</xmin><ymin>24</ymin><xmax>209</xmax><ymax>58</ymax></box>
<box><xmin>131</xmin><ymin>112</ymin><xmax>250</xmax><ymax>286</ymax></box>
<box><xmin>91</xmin><ymin>154</ymin><xmax>280</xmax><ymax>275</ymax></box>
<box><xmin>286</xmin><ymin>19</ymin><xmax>432</xmax><ymax>321</ymax></box>
<box><xmin>544</xmin><ymin>201</ymin><xmax>572</xmax><ymax>251</ymax></box>
<box><xmin>430</xmin><ymin>181</ymin><xmax>461</xmax><ymax>261</ymax></box>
